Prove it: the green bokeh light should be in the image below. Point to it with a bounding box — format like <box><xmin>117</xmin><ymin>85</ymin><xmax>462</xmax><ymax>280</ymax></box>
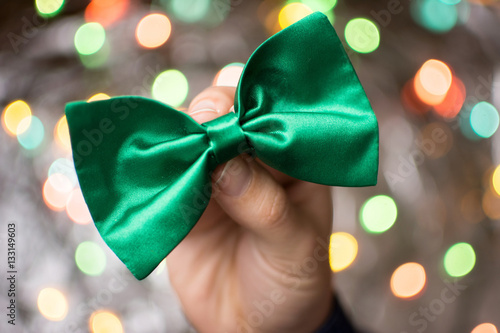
<box><xmin>300</xmin><ymin>0</ymin><xmax>337</xmax><ymax>12</ymax></box>
<box><xmin>35</xmin><ymin>0</ymin><xmax>64</xmax><ymax>18</ymax></box>
<box><xmin>152</xmin><ymin>69</ymin><xmax>189</xmax><ymax>107</ymax></box>
<box><xmin>79</xmin><ymin>40</ymin><xmax>110</xmax><ymax>69</ymax></box>
<box><xmin>360</xmin><ymin>195</ymin><xmax>398</xmax><ymax>234</ymax></box>
<box><xmin>17</xmin><ymin>116</ymin><xmax>44</xmax><ymax>150</ymax></box>
<box><xmin>439</xmin><ymin>0</ymin><xmax>461</xmax><ymax>5</ymax></box>
<box><xmin>167</xmin><ymin>0</ymin><xmax>211</xmax><ymax>23</ymax></box>
<box><xmin>444</xmin><ymin>242</ymin><xmax>475</xmax><ymax>277</ymax></box>
<box><xmin>345</xmin><ymin>18</ymin><xmax>380</xmax><ymax>54</ymax></box>
<box><xmin>75</xmin><ymin>241</ymin><xmax>106</xmax><ymax>276</ymax></box>
<box><xmin>411</xmin><ymin>0</ymin><xmax>458</xmax><ymax>33</ymax></box>
<box><xmin>469</xmin><ymin>101</ymin><xmax>500</xmax><ymax>138</ymax></box>
<box><xmin>74</xmin><ymin>22</ymin><xmax>106</xmax><ymax>56</ymax></box>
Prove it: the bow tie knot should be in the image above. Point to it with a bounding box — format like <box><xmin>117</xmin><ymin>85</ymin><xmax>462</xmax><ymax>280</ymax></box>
<box><xmin>203</xmin><ymin>111</ymin><xmax>250</xmax><ymax>164</ymax></box>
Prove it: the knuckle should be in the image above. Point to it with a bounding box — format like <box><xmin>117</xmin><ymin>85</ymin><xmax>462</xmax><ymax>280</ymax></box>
<box><xmin>259</xmin><ymin>186</ymin><xmax>290</xmax><ymax>228</ymax></box>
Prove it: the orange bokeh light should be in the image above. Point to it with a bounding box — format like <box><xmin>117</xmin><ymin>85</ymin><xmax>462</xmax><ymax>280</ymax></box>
<box><xmin>390</xmin><ymin>262</ymin><xmax>427</xmax><ymax>299</ymax></box>
<box><xmin>43</xmin><ymin>175</ymin><xmax>73</xmax><ymax>211</ymax></box>
<box><xmin>66</xmin><ymin>189</ymin><xmax>92</xmax><ymax>224</ymax></box>
<box><xmin>472</xmin><ymin>323</ymin><xmax>498</xmax><ymax>333</ymax></box>
<box><xmin>136</xmin><ymin>13</ymin><xmax>172</xmax><ymax>49</ymax></box>
<box><xmin>414</xmin><ymin>59</ymin><xmax>452</xmax><ymax>106</ymax></box>
<box><xmin>85</xmin><ymin>0</ymin><xmax>129</xmax><ymax>28</ymax></box>
<box><xmin>433</xmin><ymin>75</ymin><xmax>466</xmax><ymax>118</ymax></box>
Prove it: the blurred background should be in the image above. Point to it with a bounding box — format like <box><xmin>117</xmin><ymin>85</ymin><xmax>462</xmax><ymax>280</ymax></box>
<box><xmin>1</xmin><ymin>0</ymin><xmax>500</xmax><ymax>332</ymax></box>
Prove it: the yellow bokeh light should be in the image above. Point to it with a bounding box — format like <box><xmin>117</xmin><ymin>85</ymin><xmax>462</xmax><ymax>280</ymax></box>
<box><xmin>37</xmin><ymin>288</ymin><xmax>68</xmax><ymax>321</ymax></box>
<box><xmin>278</xmin><ymin>3</ymin><xmax>313</xmax><ymax>29</ymax></box>
<box><xmin>472</xmin><ymin>323</ymin><xmax>498</xmax><ymax>333</ymax></box>
<box><xmin>136</xmin><ymin>13</ymin><xmax>172</xmax><ymax>49</ymax></box>
<box><xmin>390</xmin><ymin>262</ymin><xmax>426</xmax><ymax>299</ymax></box>
<box><xmin>2</xmin><ymin>100</ymin><xmax>32</xmax><ymax>136</ymax></box>
<box><xmin>492</xmin><ymin>165</ymin><xmax>500</xmax><ymax>197</ymax></box>
<box><xmin>90</xmin><ymin>311</ymin><xmax>124</xmax><ymax>333</ymax></box>
<box><xmin>414</xmin><ymin>59</ymin><xmax>452</xmax><ymax>106</ymax></box>
<box><xmin>54</xmin><ymin>115</ymin><xmax>72</xmax><ymax>151</ymax></box>
<box><xmin>329</xmin><ymin>232</ymin><xmax>358</xmax><ymax>272</ymax></box>
<box><xmin>87</xmin><ymin>93</ymin><xmax>111</xmax><ymax>102</ymax></box>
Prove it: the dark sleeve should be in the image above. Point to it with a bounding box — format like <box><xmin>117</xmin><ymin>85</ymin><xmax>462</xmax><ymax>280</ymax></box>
<box><xmin>314</xmin><ymin>296</ymin><xmax>359</xmax><ymax>333</ymax></box>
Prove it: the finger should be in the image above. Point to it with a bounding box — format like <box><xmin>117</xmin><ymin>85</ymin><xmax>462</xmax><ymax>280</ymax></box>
<box><xmin>186</xmin><ymin>86</ymin><xmax>236</xmax><ymax>124</ymax></box>
<box><xmin>211</xmin><ymin>154</ymin><xmax>314</xmax><ymax>257</ymax></box>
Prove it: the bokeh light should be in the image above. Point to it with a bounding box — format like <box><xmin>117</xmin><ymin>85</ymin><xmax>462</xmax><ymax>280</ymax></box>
<box><xmin>469</xmin><ymin>102</ymin><xmax>499</xmax><ymax>138</ymax></box>
<box><xmin>152</xmin><ymin>69</ymin><xmax>189</xmax><ymax>107</ymax></box>
<box><xmin>43</xmin><ymin>175</ymin><xmax>73</xmax><ymax>211</ymax></box>
<box><xmin>390</xmin><ymin>262</ymin><xmax>427</xmax><ymax>299</ymax></box>
<box><xmin>279</xmin><ymin>3</ymin><xmax>313</xmax><ymax>29</ymax></box>
<box><xmin>444</xmin><ymin>242</ymin><xmax>476</xmax><ymax>277</ymax></box>
<box><xmin>75</xmin><ymin>241</ymin><xmax>106</xmax><ymax>276</ymax></box>
<box><xmin>166</xmin><ymin>0</ymin><xmax>211</xmax><ymax>24</ymax></box>
<box><xmin>329</xmin><ymin>232</ymin><xmax>358</xmax><ymax>272</ymax></box>
<box><xmin>472</xmin><ymin>323</ymin><xmax>498</xmax><ymax>333</ymax></box>
<box><xmin>419</xmin><ymin>122</ymin><xmax>453</xmax><ymax>159</ymax></box>
<box><xmin>360</xmin><ymin>195</ymin><xmax>398</xmax><ymax>234</ymax></box>
<box><xmin>300</xmin><ymin>0</ymin><xmax>337</xmax><ymax>12</ymax></box>
<box><xmin>213</xmin><ymin>63</ymin><xmax>245</xmax><ymax>87</ymax></box>
<box><xmin>345</xmin><ymin>18</ymin><xmax>380</xmax><ymax>54</ymax></box>
<box><xmin>35</xmin><ymin>0</ymin><xmax>64</xmax><ymax>18</ymax></box>
<box><xmin>74</xmin><ymin>22</ymin><xmax>106</xmax><ymax>56</ymax></box>
<box><xmin>433</xmin><ymin>75</ymin><xmax>465</xmax><ymax>118</ymax></box>
<box><xmin>411</xmin><ymin>0</ymin><xmax>458</xmax><ymax>33</ymax></box>
<box><xmin>492</xmin><ymin>165</ymin><xmax>500</xmax><ymax>197</ymax></box>
<box><xmin>66</xmin><ymin>189</ymin><xmax>93</xmax><ymax>225</ymax></box>
<box><xmin>54</xmin><ymin>116</ymin><xmax>71</xmax><ymax>151</ymax></box>
<box><xmin>136</xmin><ymin>13</ymin><xmax>172</xmax><ymax>49</ymax></box>
<box><xmin>79</xmin><ymin>41</ymin><xmax>110</xmax><ymax>69</ymax></box>
<box><xmin>17</xmin><ymin>116</ymin><xmax>44</xmax><ymax>150</ymax></box>
<box><xmin>37</xmin><ymin>288</ymin><xmax>68</xmax><ymax>321</ymax></box>
<box><xmin>90</xmin><ymin>311</ymin><xmax>124</xmax><ymax>333</ymax></box>
<box><xmin>85</xmin><ymin>0</ymin><xmax>130</xmax><ymax>27</ymax></box>
<box><xmin>87</xmin><ymin>93</ymin><xmax>110</xmax><ymax>102</ymax></box>
<box><xmin>48</xmin><ymin>158</ymin><xmax>78</xmax><ymax>189</ymax></box>
<box><xmin>482</xmin><ymin>189</ymin><xmax>500</xmax><ymax>220</ymax></box>
<box><xmin>414</xmin><ymin>59</ymin><xmax>452</xmax><ymax>106</ymax></box>
<box><xmin>2</xmin><ymin>100</ymin><xmax>32</xmax><ymax>136</ymax></box>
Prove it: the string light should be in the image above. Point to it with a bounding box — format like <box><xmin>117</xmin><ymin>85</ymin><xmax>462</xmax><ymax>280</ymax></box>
<box><xmin>90</xmin><ymin>311</ymin><xmax>124</xmax><ymax>333</ymax></box>
<box><xmin>390</xmin><ymin>262</ymin><xmax>426</xmax><ymax>299</ymax></box>
<box><xmin>345</xmin><ymin>18</ymin><xmax>380</xmax><ymax>54</ymax></box>
<box><xmin>37</xmin><ymin>288</ymin><xmax>68</xmax><ymax>321</ymax></box>
<box><xmin>136</xmin><ymin>13</ymin><xmax>172</xmax><ymax>49</ymax></box>
<box><xmin>360</xmin><ymin>195</ymin><xmax>398</xmax><ymax>234</ymax></box>
<box><xmin>75</xmin><ymin>241</ymin><xmax>106</xmax><ymax>276</ymax></box>
<box><xmin>279</xmin><ymin>3</ymin><xmax>313</xmax><ymax>29</ymax></box>
<box><xmin>443</xmin><ymin>242</ymin><xmax>476</xmax><ymax>277</ymax></box>
<box><xmin>329</xmin><ymin>232</ymin><xmax>358</xmax><ymax>272</ymax></box>
<box><xmin>74</xmin><ymin>22</ymin><xmax>106</xmax><ymax>56</ymax></box>
<box><xmin>152</xmin><ymin>70</ymin><xmax>189</xmax><ymax>107</ymax></box>
<box><xmin>2</xmin><ymin>100</ymin><xmax>32</xmax><ymax>136</ymax></box>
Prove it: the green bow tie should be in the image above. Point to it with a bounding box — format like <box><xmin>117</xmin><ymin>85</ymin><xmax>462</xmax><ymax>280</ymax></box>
<box><xmin>65</xmin><ymin>12</ymin><xmax>379</xmax><ymax>280</ymax></box>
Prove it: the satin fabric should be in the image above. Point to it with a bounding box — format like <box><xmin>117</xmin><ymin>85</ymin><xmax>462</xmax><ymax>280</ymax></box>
<box><xmin>65</xmin><ymin>12</ymin><xmax>379</xmax><ymax>280</ymax></box>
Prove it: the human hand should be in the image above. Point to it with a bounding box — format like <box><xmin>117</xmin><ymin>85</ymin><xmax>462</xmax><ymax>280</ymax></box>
<box><xmin>167</xmin><ymin>85</ymin><xmax>334</xmax><ymax>333</ymax></box>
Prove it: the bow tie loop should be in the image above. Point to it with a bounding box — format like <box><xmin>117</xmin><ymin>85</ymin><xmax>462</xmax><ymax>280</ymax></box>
<box><xmin>203</xmin><ymin>111</ymin><xmax>250</xmax><ymax>164</ymax></box>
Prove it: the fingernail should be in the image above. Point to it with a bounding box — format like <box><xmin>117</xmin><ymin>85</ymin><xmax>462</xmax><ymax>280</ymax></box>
<box><xmin>213</xmin><ymin>157</ymin><xmax>252</xmax><ymax>197</ymax></box>
<box><xmin>189</xmin><ymin>100</ymin><xmax>219</xmax><ymax>123</ymax></box>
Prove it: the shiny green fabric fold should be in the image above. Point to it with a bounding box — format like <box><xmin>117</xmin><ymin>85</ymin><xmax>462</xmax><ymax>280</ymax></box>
<box><xmin>65</xmin><ymin>12</ymin><xmax>379</xmax><ymax>280</ymax></box>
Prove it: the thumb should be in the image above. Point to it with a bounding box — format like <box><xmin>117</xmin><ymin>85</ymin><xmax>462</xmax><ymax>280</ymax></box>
<box><xmin>211</xmin><ymin>155</ymin><xmax>309</xmax><ymax>257</ymax></box>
